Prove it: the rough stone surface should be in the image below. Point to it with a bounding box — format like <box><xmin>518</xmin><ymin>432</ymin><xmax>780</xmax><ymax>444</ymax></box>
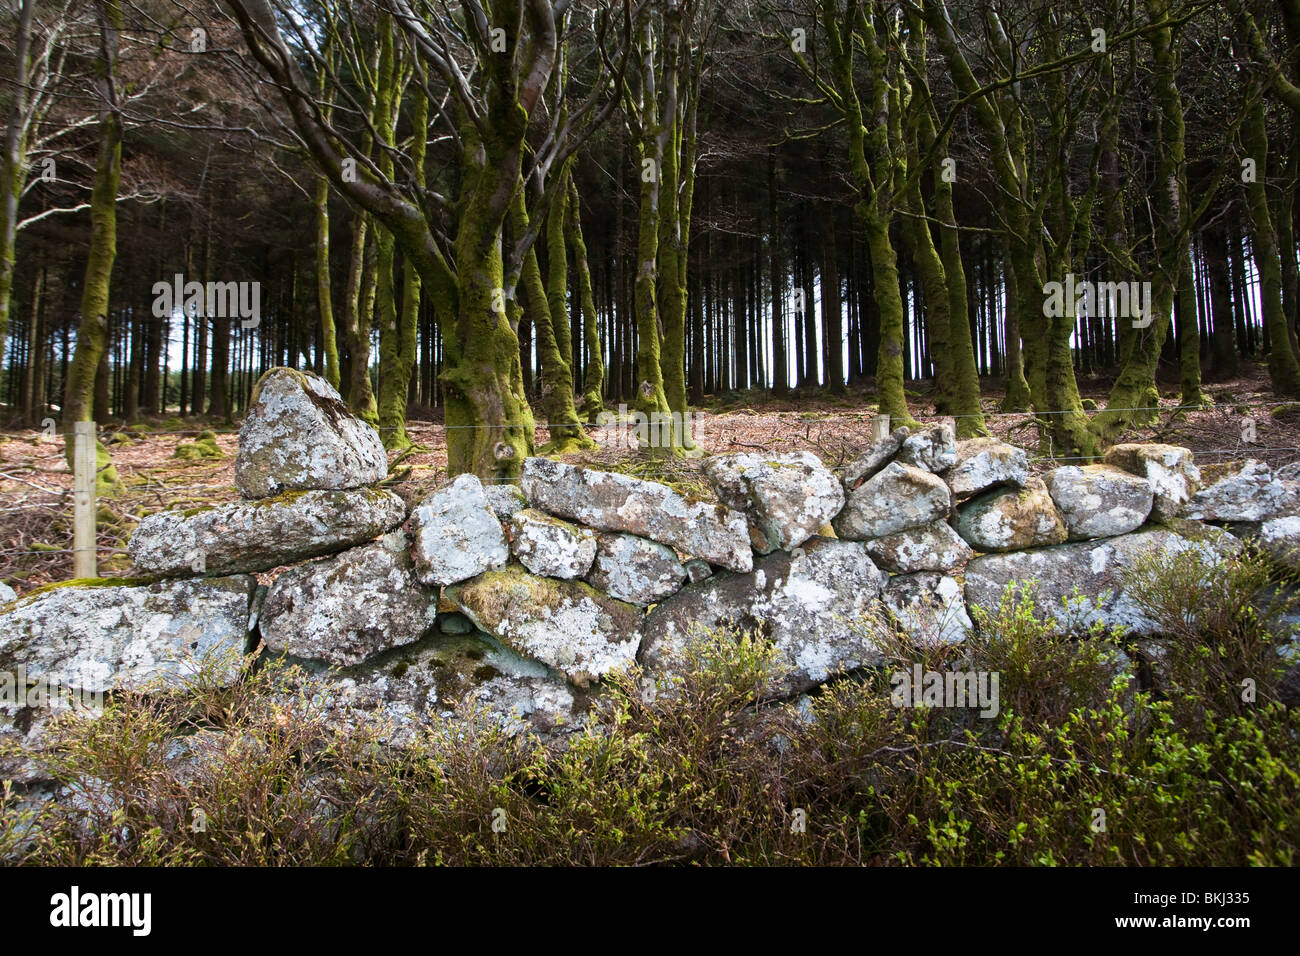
<box><xmin>277</xmin><ymin>634</ymin><xmax>577</xmax><ymax>747</ymax></box>
<box><xmin>684</xmin><ymin>559</ymin><xmax>713</xmax><ymax>584</ymax></box>
<box><xmin>129</xmin><ymin>488</ymin><xmax>406</xmax><ymax>576</ymax></box>
<box><xmin>964</xmin><ymin>528</ymin><xmax>1235</xmax><ymax>636</ymax></box>
<box><xmin>521</xmin><ymin>458</ymin><xmax>753</xmax><ymax>572</ymax></box>
<box><xmin>1104</xmin><ymin>443</ymin><xmax>1200</xmax><ymax>520</ymax></box>
<box><xmin>446</xmin><ymin>567</ymin><xmax>644</xmax><ymax>687</ymax></box>
<box><xmin>483</xmin><ymin>483</ymin><xmax>527</xmax><ymax>521</ymax></box>
<box><xmin>842</xmin><ymin>427</ymin><xmax>910</xmax><ymax>490</ymax></box>
<box><xmin>234</xmin><ymin>368</ymin><xmax>387</xmax><ymax>498</ymax></box>
<box><xmin>1185</xmin><ymin>460</ymin><xmax>1300</xmax><ymax>522</ymax></box>
<box><xmin>946</xmin><ymin>438</ymin><xmax>1029</xmax><ymax>500</ymax></box>
<box><xmin>587</xmin><ymin>533</ymin><xmax>687</xmax><ymax>606</ymax></box>
<box><xmin>260</xmin><ymin>532</ymin><xmax>437</xmax><ymax>667</ymax></box>
<box><xmin>704</xmin><ymin>451</ymin><xmax>845</xmax><ymax>553</ymax></box>
<box><xmin>883</xmin><ymin>572</ymin><xmax>973</xmax><ymax>647</ymax></box>
<box><xmin>409</xmin><ymin>473</ymin><xmax>510</xmax><ymax>586</ymax></box>
<box><xmin>1046</xmin><ymin>464</ymin><xmax>1154</xmax><ymax>540</ymax></box>
<box><xmin>508</xmin><ymin>509</ymin><xmax>597</xmax><ymax>580</ymax></box>
<box><xmin>1259</xmin><ymin>516</ymin><xmax>1300</xmax><ymax>572</ymax></box>
<box><xmin>1</xmin><ymin>705</ymin><xmax>103</xmax><ymax>786</ymax></box>
<box><xmin>897</xmin><ymin>421</ymin><xmax>958</xmax><ymax>473</ymax></box>
<box><xmin>832</xmin><ymin>462</ymin><xmax>952</xmax><ymax>540</ymax></box>
<box><xmin>0</xmin><ymin>576</ymin><xmax>253</xmax><ymax>693</ymax></box>
<box><xmin>865</xmin><ymin>520</ymin><xmax>974</xmax><ymax>573</ymax></box>
<box><xmin>640</xmin><ymin>537</ymin><xmax>889</xmax><ymax>698</ymax></box>
<box><xmin>954</xmin><ymin>477</ymin><xmax>1068</xmax><ymax>552</ymax></box>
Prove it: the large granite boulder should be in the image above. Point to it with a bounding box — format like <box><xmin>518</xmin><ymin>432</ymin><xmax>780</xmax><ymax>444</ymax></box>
<box><xmin>1046</xmin><ymin>464</ymin><xmax>1154</xmax><ymax>540</ymax></box>
<box><xmin>234</xmin><ymin>368</ymin><xmax>387</xmax><ymax>498</ymax></box>
<box><xmin>946</xmin><ymin>438</ymin><xmax>1029</xmax><ymax>500</ymax></box>
<box><xmin>963</xmin><ymin>528</ymin><xmax>1235</xmax><ymax>636</ymax></box>
<box><xmin>508</xmin><ymin>509</ymin><xmax>597</xmax><ymax>580</ymax></box>
<box><xmin>409</xmin><ymin>474</ymin><xmax>510</xmax><ymax>586</ymax></box>
<box><xmin>832</xmin><ymin>462</ymin><xmax>952</xmax><ymax>540</ymax></box>
<box><xmin>1185</xmin><ymin>460</ymin><xmax>1300</xmax><ymax>522</ymax></box>
<box><xmin>128</xmin><ymin>488</ymin><xmax>406</xmax><ymax>576</ymax></box>
<box><xmin>446</xmin><ymin>567</ymin><xmax>644</xmax><ymax>687</ymax></box>
<box><xmin>520</xmin><ymin>458</ymin><xmax>752</xmax><ymax>572</ymax></box>
<box><xmin>704</xmin><ymin>451</ymin><xmax>845</xmax><ymax>554</ymax></box>
<box><xmin>259</xmin><ymin>532</ymin><xmax>437</xmax><ymax>667</ymax></box>
<box><xmin>586</xmin><ymin>533</ymin><xmax>687</xmax><ymax>606</ymax></box>
<box><xmin>1104</xmin><ymin>443</ymin><xmax>1200</xmax><ymax>520</ymax></box>
<box><xmin>0</xmin><ymin>576</ymin><xmax>254</xmax><ymax>693</ymax></box>
<box><xmin>865</xmin><ymin>520</ymin><xmax>973</xmax><ymax>573</ymax></box>
<box><xmin>639</xmin><ymin>537</ymin><xmax>889</xmax><ymax>698</ymax></box>
<box><xmin>954</xmin><ymin>477</ymin><xmax>1068</xmax><ymax>552</ymax></box>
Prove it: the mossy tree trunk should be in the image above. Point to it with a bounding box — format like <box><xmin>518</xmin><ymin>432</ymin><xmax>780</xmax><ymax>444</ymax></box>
<box><xmin>376</xmin><ymin>25</ymin><xmax>419</xmax><ymax>448</ymax></box>
<box><xmin>313</xmin><ymin>43</ymin><xmax>340</xmax><ymax>390</ymax></box>
<box><xmin>1240</xmin><ymin>85</ymin><xmax>1300</xmax><ymax>396</ymax></box>
<box><xmin>1092</xmin><ymin>0</ymin><xmax>1197</xmax><ymax>441</ymax></box>
<box><xmin>567</xmin><ymin>175</ymin><xmax>604</xmax><ymax>421</ymax></box>
<box><xmin>626</xmin><ymin>8</ymin><xmax>677</xmax><ymax>454</ymax></box>
<box><xmin>62</xmin><ymin>0</ymin><xmax>122</xmax><ymax>491</ymax></box>
<box><xmin>655</xmin><ymin>2</ymin><xmax>699</xmax><ymax>449</ymax></box>
<box><xmin>926</xmin><ymin>0</ymin><xmax>1094</xmax><ymax>454</ymax></box>
<box><xmin>509</xmin><ymin>178</ymin><xmax>589</xmax><ymax>455</ymax></box>
<box><xmin>805</xmin><ymin>0</ymin><xmax>916</xmax><ymax>427</ymax></box>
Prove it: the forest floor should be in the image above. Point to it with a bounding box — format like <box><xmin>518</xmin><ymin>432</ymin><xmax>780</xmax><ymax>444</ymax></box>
<box><xmin>1</xmin><ymin>360</ymin><xmax>1297</xmax><ymax>596</ymax></box>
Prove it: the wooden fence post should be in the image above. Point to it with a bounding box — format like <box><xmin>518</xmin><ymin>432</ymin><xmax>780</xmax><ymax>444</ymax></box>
<box><xmin>871</xmin><ymin>413</ymin><xmax>891</xmax><ymax>443</ymax></box>
<box><xmin>73</xmin><ymin>421</ymin><xmax>97</xmax><ymax>579</ymax></box>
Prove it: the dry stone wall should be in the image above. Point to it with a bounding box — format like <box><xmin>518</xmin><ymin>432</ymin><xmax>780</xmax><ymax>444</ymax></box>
<box><xmin>4</xmin><ymin>367</ymin><xmax>1298</xmax><ymax>785</ymax></box>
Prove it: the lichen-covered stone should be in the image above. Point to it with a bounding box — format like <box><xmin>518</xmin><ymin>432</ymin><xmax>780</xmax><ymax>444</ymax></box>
<box><xmin>1046</xmin><ymin>464</ymin><xmax>1154</xmax><ymax>540</ymax></box>
<box><xmin>865</xmin><ymin>520</ymin><xmax>973</xmax><ymax>573</ymax></box>
<box><xmin>234</xmin><ymin>367</ymin><xmax>387</xmax><ymax>498</ymax></box>
<box><xmin>587</xmin><ymin>533</ymin><xmax>687</xmax><ymax>606</ymax></box>
<box><xmin>639</xmin><ymin>537</ymin><xmax>889</xmax><ymax>698</ymax></box>
<box><xmin>946</xmin><ymin>438</ymin><xmax>1029</xmax><ymax>500</ymax></box>
<box><xmin>883</xmin><ymin>572</ymin><xmax>972</xmax><ymax>647</ymax></box>
<box><xmin>963</xmin><ymin>528</ymin><xmax>1236</xmax><ymax>636</ymax></box>
<box><xmin>446</xmin><ymin>567</ymin><xmax>644</xmax><ymax>687</ymax></box>
<box><xmin>842</xmin><ymin>427</ymin><xmax>910</xmax><ymax>490</ymax></box>
<box><xmin>483</xmin><ymin>483</ymin><xmax>528</xmax><ymax>521</ymax></box>
<box><xmin>1259</xmin><ymin>516</ymin><xmax>1300</xmax><ymax>572</ymax></box>
<box><xmin>897</xmin><ymin>421</ymin><xmax>957</xmax><ymax>473</ymax></box>
<box><xmin>273</xmin><ymin>634</ymin><xmax>578</xmax><ymax>747</ymax></box>
<box><xmin>260</xmin><ymin>532</ymin><xmax>437</xmax><ymax>667</ymax></box>
<box><xmin>0</xmin><ymin>576</ymin><xmax>254</xmax><ymax>694</ymax></box>
<box><xmin>1104</xmin><ymin>443</ymin><xmax>1200</xmax><ymax>520</ymax></box>
<box><xmin>521</xmin><ymin>458</ymin><xmax>752</xmax><ymax>572</ymax></box>
<box><xmin>832</xmin><ymin>462</ymin><xmax>952</xmax><ymax>540</ymax></box>
<box><xmin>409</xmin><ymin>473</ymin><xmax>509</xmax><ymax>586</ymax></box>
<box><xmin>128</xmin><ymin>488</ymin><xmax>406</xmax><ymax>576</ymax></box>
<box><xmin>954</xmin><ymin>477</ymin><xmax>1068</xmax><ymax>552</ymax></box>
<box><xmin>1185</xmin><ymin>460</ymin><xmax>1300</xmax><ymax>522</ymax></box>
<box><xmin>508</xmin><ymin>509</ymin><xmax>597</xmax><ymax>580</ymax></box>
<box><xmin>704</xmin><ymin>451</ymin><xmax>844</xmax><ymax>554</ymax></box>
